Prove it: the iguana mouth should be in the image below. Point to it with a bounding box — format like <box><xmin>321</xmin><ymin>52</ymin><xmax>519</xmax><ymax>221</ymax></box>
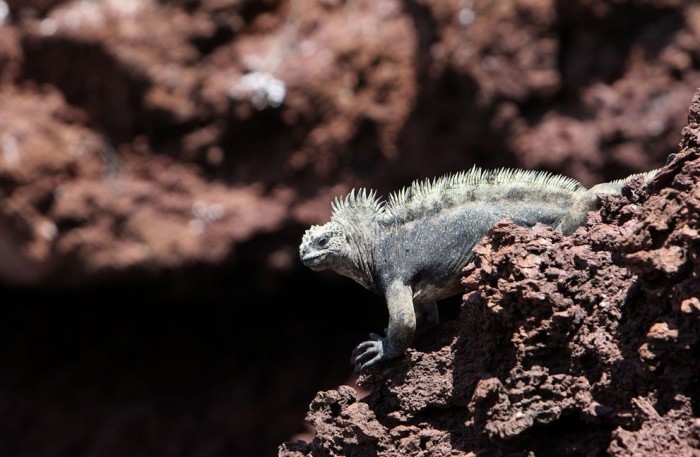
<box><xmin>301</xmin><ymin>252</ymin><xmax>327</xmax><ymax>267</ymax></box>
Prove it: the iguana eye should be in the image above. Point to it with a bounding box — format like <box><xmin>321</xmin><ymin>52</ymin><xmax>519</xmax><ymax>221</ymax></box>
<box><xmin>318</xmin><ymin>236</ymin><xmax>328</xmax><ymax>247</ymax></box>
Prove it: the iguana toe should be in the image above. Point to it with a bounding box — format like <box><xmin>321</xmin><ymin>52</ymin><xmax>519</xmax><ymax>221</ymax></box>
<box><xmin>352</xmin><ymin>333</ymin><xmax>385</xmax><ymax>370</ymax></box>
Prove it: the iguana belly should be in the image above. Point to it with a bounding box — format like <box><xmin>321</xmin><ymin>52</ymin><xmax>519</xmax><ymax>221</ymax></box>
<box><xmin>412</xmin><ymin>276</ymin><xmax>462</xmax><ymax>303</ymax></box>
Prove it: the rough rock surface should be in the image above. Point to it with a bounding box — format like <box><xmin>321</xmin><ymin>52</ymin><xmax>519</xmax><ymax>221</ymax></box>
<box><xmin>278</xmin><ymin>93</ymin><xmax>700</xmax><ymax>455</ymax></box>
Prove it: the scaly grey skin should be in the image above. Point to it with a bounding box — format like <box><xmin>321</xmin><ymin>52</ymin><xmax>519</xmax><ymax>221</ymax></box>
<box><xmin>299</xmin><ymin>166</ymin><xmax>659</xmax><ymax>370</ymax></box>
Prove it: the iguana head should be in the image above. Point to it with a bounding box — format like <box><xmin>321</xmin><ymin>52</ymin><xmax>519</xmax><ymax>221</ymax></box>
<box><xmin>299</xmin><ymin>221</ymin><xmax>350</xmax><ymax>271</ymax></box>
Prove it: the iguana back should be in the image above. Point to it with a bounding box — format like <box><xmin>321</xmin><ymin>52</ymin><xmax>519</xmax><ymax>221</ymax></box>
<box><xmin>371</xmin><ymin>167</ymin><xmax>586</xmax><ymax>303</ymax></box>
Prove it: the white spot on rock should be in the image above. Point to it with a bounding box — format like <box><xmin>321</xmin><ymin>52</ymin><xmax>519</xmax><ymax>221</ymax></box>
<box><xmin>1</xmin><ymin>134</ymin><xmax>20</xmax><ymax>167</ymax></box>
<box><xmin>229</xmin><ymin>71</ymin><xmax>286</xmax><ymax>109</ymax></box>
<box><xmin>0</xmin><ymin>1</ymin><xmax>9</xmax><ymax>24</ymax></box>
<box><xmin>206</xmin><ymin>203</ymin><xmax>224</xmax><ymax>221</ymax></box>
<box><xmin>39</xmin><ymin>18</ymin><xmax>58</xmax><ymax>36</ymax></box>
<box><xmin>458</xmin><ymin>7</ymin><xmax>474</xmax><ymax>25</ymax></box>
<box><xmin>192</xmin><ymin>201</ymin><xmax>225</xmax><ymax>224</ymax></box>
<box><xmin>38</xmin><ymin>221</ymin><xmax>58</xmax><ymax>241</ymax></box>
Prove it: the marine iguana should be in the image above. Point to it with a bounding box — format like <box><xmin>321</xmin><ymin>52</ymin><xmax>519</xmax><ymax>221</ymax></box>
<box><xmin>299</xmin><ymin>165</ymin><xmax>658</xmax><ymax>370</ymax></box>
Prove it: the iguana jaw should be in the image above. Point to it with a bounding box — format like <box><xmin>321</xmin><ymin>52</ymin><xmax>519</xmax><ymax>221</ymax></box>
<box><xmin>300</xmin><ymin>252</ymin><xmax>329</xmax><ymax>270</ymax></box>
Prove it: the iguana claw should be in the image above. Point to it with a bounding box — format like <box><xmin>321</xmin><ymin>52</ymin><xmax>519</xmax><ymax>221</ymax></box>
<box><xmin>352</xmin><ymin>332</ymin><xmax>385</xmax><ymax>370</ymax></box>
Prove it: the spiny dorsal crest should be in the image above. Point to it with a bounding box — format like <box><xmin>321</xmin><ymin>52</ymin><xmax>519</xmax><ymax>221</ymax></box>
<box><xmin>609</xmin><ymin>169</ymin><xmax>659</xmax><ymax>186</ymax></box>
<box><xmin>330</xmin><ymin>188</ymin><xmax>384</xmax><ymax>222</ymax></box>
<box><xmin>328</xmin><ymin>166</ymin><xmax>585</xmax><ymax>225</ymax></box>
<box><xmin>382</xmin><ymin>166</ymin><xmax>585</xmax><ymax>223</ymax></box>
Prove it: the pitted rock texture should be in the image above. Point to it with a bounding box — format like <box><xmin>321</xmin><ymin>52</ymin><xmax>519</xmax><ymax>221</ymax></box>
<box><xmin>279</xmin><ymin>92</ymin><xmax>700</xmax><ymax>456</ymax></box>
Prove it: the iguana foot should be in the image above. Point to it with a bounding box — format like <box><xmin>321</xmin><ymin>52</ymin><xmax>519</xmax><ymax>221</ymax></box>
<box><xmin>352</xmin><ymin>331</ymin><xmax>393</xmax><ymax>370</ymax></box>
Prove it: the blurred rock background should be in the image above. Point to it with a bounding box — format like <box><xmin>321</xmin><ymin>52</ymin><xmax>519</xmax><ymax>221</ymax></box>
<box><xmin>0</xmin><ymin>0</ymin><xmax>697</xmax><ymax>455</ymax></box>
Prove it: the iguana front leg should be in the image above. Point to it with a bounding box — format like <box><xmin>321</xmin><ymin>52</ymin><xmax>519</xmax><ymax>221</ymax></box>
<box><xmin>353</xmin><ymin>282</ymin><xmax>415</xmax><ymax>370</ymax></box>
